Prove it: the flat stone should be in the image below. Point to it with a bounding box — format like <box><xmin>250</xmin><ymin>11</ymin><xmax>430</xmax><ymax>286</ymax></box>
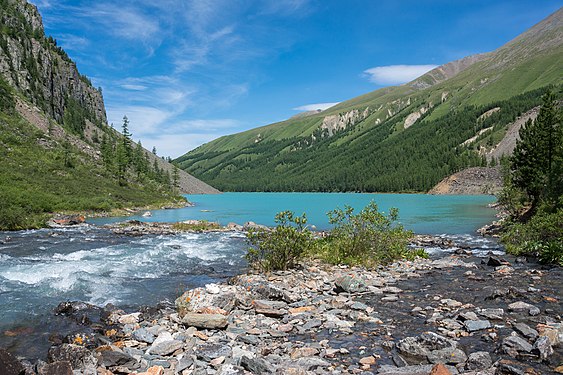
<box><xmin>464</xmin><ymin>319</ymin><xmax>491</xmax><ymax>332</ymax></box>
<box><xmin>382</xmin><ymin>295</ymin><xmax>399</xmax><ymax>302</ymax></box>
<box><xmin>197</xmin><ymin>343</ymin><xmax>232</xmax><ymax>362</ymax></box>
<box><xmin>359</xmin><ymin>356</ymin><xmax>377</xmax><ymax>365</ymax></box>
<box><xmin>502</xmin><ymin>335</ymin><xmax>533</xmax><ymax>357</ymax></box>
<box><xmin>149</xmin><ymin>340</ymin><xmax>182</xmax><ymax>356</ymax></box>
<box><xmin>479</xmin><ymin>308</ymin><xmax>504</xmax><ymax>320</ymax></box>
<box><xmin>118</xmin><ymin>312</ymin><xmax>141</xmax><ymax>324</ymax></box>
<box><xmin>351</xmin><ymin>301</ymin><xmax>370</xmax><ymax>311</ymax></box>
<box><xmin>512</xmin><ymin>323</ymin><xmax>538</xmax><ymax>341</ymax></box>
<box><xmin>289</xmin><ymin>306</ymin><xmax>316</xmax><ymax>314</ymax></box>
<box><xmin>465</xmin><ymin>351</ymin><xmax>492</xmax><ymax>371</ymax></box>
<box><xmin>100</xmin><ymin>350</ymin><xmax>138</xmax><ymax>368</ymax></box>
<box><xmin>508</xmin><ymin>301</ymin><xmax>540</xmax><ymax>316</ymax></box>
<box><xmin>253</xmin><ymin>299</ymin><xmax>288</xmax><ymax>317</ymax></box>
<box><xmin>302</xmin><ymin>318</ymin><xmax>322</xmax><ymax>330</ymax></box>
<box><xmin>182</xmin><ymin>313</ymin><xmax>228</xmax><ymax>329</ymax></box>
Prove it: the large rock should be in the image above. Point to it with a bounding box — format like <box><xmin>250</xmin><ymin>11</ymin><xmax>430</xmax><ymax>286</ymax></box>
<box><xmin>197</xmin><ymin>343</ymin><xmax>232</xmax><ymax>362</ymax></box>
<box><xmin>465</xmin><ymin>351</ymin><xmax>492</xmax><ymax>371</ymax></box>
<box><xmin>396</xmin><ymin>332</ymin><xmax>457</xmax><ymax>359</ymax></box>
<box><xmin>47</xmin><ymin>344</ymin><xmax>97</xmax><ymax>371</ymax></box>
<box><xmin>464</xmin><ymin>319</ymin><xmax>491</xmax><ymax>332</ymax></box>
<box><xmin>99</xmin><ymin>350</ymin><xmax>138</xmax><ymax>369</ymax></box>
<box><xmin>0</xmin><ymin>348</ymin><xmax>25</xmax><ymax>375</ymax></box>
<box><xmin>512</xmin><ymin>322</ymin><xmax>539</xmax><ymax>341</ymax></box>
<box><xmin>507</xmin><ymin>301</ymin><xmax>540</xmax><ymax>316</ymax></box>
<box><xmin>240</xmin><ymin>356</ymin><xmax>272</xmax><ymax>374</ymax></box>
<box><xmin>147</xmin><ymin>332</ymin><xmax>183</xmax><ymax>356</ymax></box>
<box><xmin>334</xmin><ymin>275</ymin><xmax>367</xmax><ymax>293</ymax></box>
<box><xmin>175</xmin><ymin>286</ymin><xmax>239</xmax><ymax>316</ymax></box>
<box><xmin>182</xmin><ymin>312</ymin><xmax>228</xmax><ymax>329</ymax></box>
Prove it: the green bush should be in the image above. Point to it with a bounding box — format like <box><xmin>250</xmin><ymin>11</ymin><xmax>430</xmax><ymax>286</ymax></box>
<box><xmin>501</xmin><ymin>208</ymin><xmax>562</xmax><ymax>266</ymax></box>
<box><xmin>246</xmin><ymin>211</ymin><xmax>314</xmax><ymax>272</ymax></box>
<box><xmin>322</xmin><ymin>201</ymin><xmax>414</xmax><ymax>266</ymax></box>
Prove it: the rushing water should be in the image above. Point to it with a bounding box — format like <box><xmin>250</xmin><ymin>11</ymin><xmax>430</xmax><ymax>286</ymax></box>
<box><xmin>91</xmin><ymin>192</ymin><xmax>497</xmax><ymax>234</ymax></box>
<box><xmin>0</xmin><ymin>193</ymin><xmax>500</xmax><ymax>359</ymax></box>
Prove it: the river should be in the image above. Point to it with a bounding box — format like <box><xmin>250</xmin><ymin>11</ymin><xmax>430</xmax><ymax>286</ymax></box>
<box><xmin>0</xmin><ymin>193</ymin><xmax>500</xmax><ymax>359</ymax></box>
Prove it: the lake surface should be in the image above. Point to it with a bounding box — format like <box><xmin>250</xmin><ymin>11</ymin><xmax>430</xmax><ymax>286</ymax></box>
<box><xmin>92</xmin><ymin>192</ymin><xmax>498</xmax><ymax>234</ymax></box>
<box><xmin>0</xmin><ymin>192</ymin><xmax>500</xmax><ymax>359</ymax></box>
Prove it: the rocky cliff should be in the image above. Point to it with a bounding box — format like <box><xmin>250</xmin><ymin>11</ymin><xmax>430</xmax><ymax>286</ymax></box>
<box><xmin>428</xmin><ymin>167</ymin><xmax>502</xmax><ymax>195</ymax></box>
<box><xmin>0</xmin><ymin>0</ymin><xmax>106</xmax><ymax>124</ymax></box>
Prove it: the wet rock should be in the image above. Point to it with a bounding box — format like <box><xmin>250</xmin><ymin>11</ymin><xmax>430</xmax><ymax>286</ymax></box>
<box><xmin>396</xmin><ymin>332</ymin><xmax>457</xmax><ymax>359</ymax></box>
<box><xmin>501</xmin><ymin>335</ymin><xmax>533</xmax><ymax>357</ymax></box>
<box><xmin>252</xmin><ymin>300</ymin><xmax>288</xmax><ymax>317</ymax></box>
<box><xmin>532</xmin><ymin>336</ymin><xmax>553</xmax><ymax>359</ymax></box>
<box><xmin>464</xmin><ymin>319</ymin><xmax>491</xmax><ymax>332</ymax></box>
<box><xmin>240</xmin><ymin>356</ymin><xmax>271</xmax><ymax>374</ymax></box>
<box><xmin>0</xmin><ymin>348</ymin><xmax>25</xmax><ymax>375</ymax></box>
<box><xmin>427</xmin><ymin>347</ymin><xmax>467</xmax><ymax>365</ymax></box>
<box><xmin>464</xmin><ymin>351</ymin><xmax>492</xmax><ymax>371</ymax></box>
<box><xmin>335</xmin><ymin>275</ymin><xmax>366</xmax><ymax>293</ymax></box>
<box><xmin>38</xmin><ymin>361</ymin><xmax>73</xmax><ymax>375</ymax></box>
<box><xmin>512</xmin><ymin>323</ymin><xmax>539</xmax><ymax>341</ymax></box>
<box><xmin>487</xmin><ymin>256</ymin><xmax>509</xmax><ymax>267</ymax></box>
<box><xmin>47</xmin><ymin>344</ymin><xmax>97</xmax><ymax>371</ymax></box>
<box><xmin>182</xmin><ymin>313</ymin><xmax>228</xmax><ymax>329</ymax></box>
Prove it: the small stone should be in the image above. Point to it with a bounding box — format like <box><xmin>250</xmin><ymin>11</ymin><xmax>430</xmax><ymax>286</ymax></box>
<box><xmin>206</xmin><ymin>284</ymin><xmax>221</xmax><ymax>294</ymax></box>
<box><xmin>118</xmin><ymin>312</ymin><xmax>141</xmax><ymax>324</ymax></box>
<box><xmin>137</xmin><ymin>366</ymin><xmax>165</xmax><ymax>375</ymax></box>
<box><xmin>536</xmin><ymin>322</ymin><xmax>563</xmax><ymax>346</ymax></box>
<box><xmin>430</xmin><ymin>363</ymin><xmax>452</xmax><ymax>375</ymax></box>
<box><xmin>38</xmin><ymin>361</ymin><xmax>73</xmax><ymax>375</ymax></box>
<box><xmin>132</xmin><ymin>327</ymin><xmax>156</xmax><ymax>343</ymax></box>
<box><xmin>464</xmin><ymin>319</ymin><xmax>491</xmax><ymax>332</ymax></box>
<box><xmin>302</xmin><ymin>319</ymin><xmax>322</xmax><ymax>330</ymax></box>
<box><xmin>479</xmin><ymin>308</ymin><xmax>504</xmax><ymax>320</ymax></box>
<box><xmin>290</xmin><ymin>347</ymin><xmax>319</xmax><ymax>359</ymax></box>
<box><xmin>359</xmin><ymin>356</ymin><xmax>376</xmax><ymax>366</ymax></box>
<box><xmin>289</xmin><ymin>306</ymin><xmax>316</xmax><ymax>314</ymax></box>
<box><xmin>252</xmin><ymin>300</ymin><xmax>288</xmax><ymax>317</ymax></box>
<box><xmin>240</xmin><ymin>356</ymin><xmax>271</xmax><ymax>374</ymax></box>
<box><xmin>210</xmin><ymin>356</ymin><xmax>226</xmax><ymax>366</ymax></box>
<box><xmin>532</xmin><ymin>336</ymin><xmax>553</xmax><ymax>359</ymax></box>
<box><xmin>278</xmin><ymin>323</ymin><xmax>294</xmax><ymax>332</ymax></box>
<box><xmin>381</xmin><ymin>295</ymin><xmax>399</xmax><ymax>302</ymax></box>
<box><xmin>508</xmin><ymin>301</ymin><xmax>540</xmax><ymax>316</ymax></box>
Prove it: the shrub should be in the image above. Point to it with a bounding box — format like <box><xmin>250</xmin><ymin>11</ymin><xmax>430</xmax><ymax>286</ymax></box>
<box><xmin>323</xmin><ymin>201</ymin><xmax>414</xmax><ymax>266</ymax></box>
<box><xmin>501</xmin><ymin>208</ymin><xmax>563</xmax><ymax>266</ymax></box>
<box><xmin>246</xmin><ymin>211</ymin><xmax>314</xmax><ymax>272</ymax></box>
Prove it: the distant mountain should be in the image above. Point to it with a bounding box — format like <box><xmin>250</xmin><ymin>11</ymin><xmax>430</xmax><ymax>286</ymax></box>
<box><xmin>175</xmin><ymin>8</ymin><xmax>563</xmax><ymax>192</ymax></box>
<box><xmin>0</xmin><ymin>0</ymin><xmax>218</xmax><ymax>230</ymax></box>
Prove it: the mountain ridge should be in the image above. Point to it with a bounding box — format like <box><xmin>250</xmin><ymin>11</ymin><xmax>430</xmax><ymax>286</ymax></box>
<box><xmin>175</xmin><ymin>8</ymin><xmax>563</xmax><ymax>193</ymax></box>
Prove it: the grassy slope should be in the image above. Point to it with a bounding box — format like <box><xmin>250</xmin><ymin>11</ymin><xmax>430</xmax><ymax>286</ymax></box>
<box><xmin>0</xmin><ymin>102</ymin><xmax>182</xmax><ymax>230</ymax></box>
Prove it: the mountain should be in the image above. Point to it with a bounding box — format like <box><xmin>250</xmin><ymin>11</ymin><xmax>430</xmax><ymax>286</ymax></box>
<box><xmin>0</xmin><ymin>0</ymin><xmax>218</xmax><ymax>230</ymax></box>
<box><xmin>175</xmin><ymin>8</ymin><xmax>563</xmax><ymax>192</ymax></box>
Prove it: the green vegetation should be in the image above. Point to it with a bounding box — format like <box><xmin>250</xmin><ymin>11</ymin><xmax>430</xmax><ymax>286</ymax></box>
<box><xmin>172</xmin><ymin>221</ymin><xmax>221</xmax><ymax>232</ymax></box>
<box><xmin>246</xmin><ymin>202</ymin><xmax>425</xmax><ymax>271</ymax></box>
<box><xmin>499</xmin><ymin>92</ymin><xmax>563</xmax><ymax>265</ymax></box>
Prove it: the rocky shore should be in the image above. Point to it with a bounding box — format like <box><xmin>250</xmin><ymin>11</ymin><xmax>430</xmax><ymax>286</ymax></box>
<box><xmin>1</xmin><ymin>246</ymin><xmax>561</xmax><ymax>375</ymax></box>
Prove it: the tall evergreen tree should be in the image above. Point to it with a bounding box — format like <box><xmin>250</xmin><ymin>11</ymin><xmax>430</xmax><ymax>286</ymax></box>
<box><xmin>511</xmin><ymin>92</ymin><xmax>562</xmax><ymax>209</ymax></box>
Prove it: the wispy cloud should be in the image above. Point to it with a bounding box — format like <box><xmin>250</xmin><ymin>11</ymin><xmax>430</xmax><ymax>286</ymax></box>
<box><xmin>363</xmin><ymin>64</ymin><xmax>438</xmax><ymax>85</ymax></box>
<box><xmin>293</xmin><ymin>102</ymin><xmax>340</xmax><ymax>112</ymax></box>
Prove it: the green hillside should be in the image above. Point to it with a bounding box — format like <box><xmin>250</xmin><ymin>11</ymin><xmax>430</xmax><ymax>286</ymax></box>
<box><xmin>0</xmin><ymin>0</ymin><xmax>186</xmax><ymax>230</ymax></box>
<box><xmin>176</xmin><ymin>8</ymin><xmax>563</xmax><ymax>192</ymax></box>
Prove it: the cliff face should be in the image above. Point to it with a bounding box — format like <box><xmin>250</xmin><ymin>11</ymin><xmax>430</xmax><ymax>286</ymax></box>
<box><xmin>0</xmin><ymin>0</ymin><xmax>106</xmax><ymax>124</ymax></box>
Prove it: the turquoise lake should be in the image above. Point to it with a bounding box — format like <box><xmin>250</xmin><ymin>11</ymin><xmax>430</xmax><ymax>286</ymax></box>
<box><xmin>91</xmin><ymin>192</ymin><xmax>497</xmax><ymax>234</ymax></box>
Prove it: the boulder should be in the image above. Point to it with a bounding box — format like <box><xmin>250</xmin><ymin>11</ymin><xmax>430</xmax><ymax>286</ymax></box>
<box><xmin>334</xmin><ymin>275</ymin><xmax>367</xmax><ymax>293</ymax></box>
<box><xmin>175</xmin><ymin>286</ymin><xmax>238</xmax><ymax>316</ymax></box>
<box><xmin>0</xmin><ymin>348</ymin><xmax>25</xmax><ymax>375</ymax></box>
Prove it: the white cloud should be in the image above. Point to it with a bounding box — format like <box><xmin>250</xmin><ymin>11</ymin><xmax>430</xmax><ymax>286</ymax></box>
<box><xmin>293</xmin><ymin>102</ymin><xmax>340</xmax><ymax>112</ymax></box>
<box><xmin>121</xmin><ymin>84</ymin><xmax>148</xmax><ymax>91</ymax></box>
<box><xmin>363</xmin><ymin>64</ymin><xmax>438</xmax><ymax>85</ymax></box>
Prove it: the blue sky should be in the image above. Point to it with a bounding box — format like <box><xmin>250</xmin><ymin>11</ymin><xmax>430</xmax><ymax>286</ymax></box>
<box><xmin>33</xmin><ymin>0</ymin><xmax>562</xmax><ymax>157</ymax></box>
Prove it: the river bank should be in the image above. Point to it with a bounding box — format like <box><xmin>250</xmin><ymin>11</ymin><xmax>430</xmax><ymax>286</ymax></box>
<box><xmin>2</xmin><ymin>242</ymin><xmax>561</xmax><ymax>375</ymax></box>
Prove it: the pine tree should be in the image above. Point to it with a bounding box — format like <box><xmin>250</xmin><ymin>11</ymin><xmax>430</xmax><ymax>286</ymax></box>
<box><xmin>511</xmin><ymin>92</ymin><xmax>562</xmax><ymax>208</ymax></box>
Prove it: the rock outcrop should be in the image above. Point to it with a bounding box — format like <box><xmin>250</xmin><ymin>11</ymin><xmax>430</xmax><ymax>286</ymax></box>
<box><xmin>320</xmin><ymin>108</ymin><xmax>370</xmax><ymax>136</ymax></box>
<box><xmin>428</xmin><ymin>167</ymin><xmax>502</xmax><ymax>195</ymax></box>
<box><xmin>0</xmin><ymin>0</ymin><xmax>106</xmax><ymax>124</ymax></box>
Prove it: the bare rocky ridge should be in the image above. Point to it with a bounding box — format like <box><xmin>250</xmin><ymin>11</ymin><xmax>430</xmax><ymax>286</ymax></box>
<box><xmin>428</xmin><ymin>167</ymin><xmax>502</xmax><ymax>195</ymax></box>
<box><xmin>410</xmin><ymin>54</ymin><xmax>489</xmax><ymax>90</ymax></box>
